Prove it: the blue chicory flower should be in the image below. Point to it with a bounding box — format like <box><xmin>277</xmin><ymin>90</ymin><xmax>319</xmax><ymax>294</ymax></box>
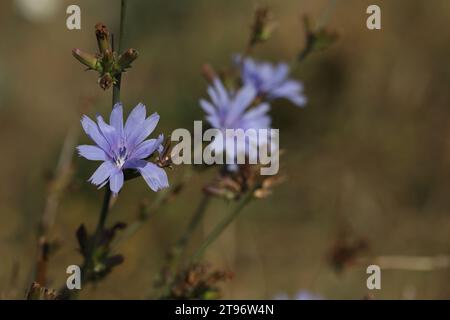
<box><xmin>235</xmin><ymin>55</ymin><xmax>307</xmax><ymax>107</ymax></box>
<box><xmin>199</xmin><ymin>77</ymin><xmax>271</xmax><ymax>164</ymax></box>
<box><xmin>77</xmin><ymin>102</ymin><xmax>169</xmax><ymax>195</ymax></box>
<box><xmin>200</xmin><ymin>77</ymin><xmax>271</xmax><ymax>131</ymax></box>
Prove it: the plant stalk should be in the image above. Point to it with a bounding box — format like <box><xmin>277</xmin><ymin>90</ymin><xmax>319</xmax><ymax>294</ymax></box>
<box><xmin>189</xmin><ymin>189</ymin><xmax>255</xmax><ymax>264</ymax></box>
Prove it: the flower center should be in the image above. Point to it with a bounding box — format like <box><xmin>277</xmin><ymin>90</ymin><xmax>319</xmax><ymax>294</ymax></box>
<box><xmin>113</xmin><ymin>146</ymin><xmax>128</xmax><ymax>168</ymax></box>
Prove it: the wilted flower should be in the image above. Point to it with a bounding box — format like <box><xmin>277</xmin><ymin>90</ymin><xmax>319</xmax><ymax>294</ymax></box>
<box><xmin>200</xmin><ymin>77</ymin><xmax>271</xmax><ymax>163</ymax></box>
<box><xmin>77</xmin><ymin>103</ymin><xmax>169</xmax><ymax>195</ymax></box>
<box><xmin>235</xmin><ymin>55</ymin><xmax>307</xmax><ymax>107</ymax></box>
<box><xmin>26</xmin><ymin>282</ymin><xmax>57</xmax><ymax>300</ymax></box>
<box><xmin>204</xmin><ymin>163</ymin><xmax>284</xmax><ymax>200</ymax></box>
<box><xmin>161</xmin><ymin>263</ymin><xmax>233</xmax><ymax>300</ymax></box>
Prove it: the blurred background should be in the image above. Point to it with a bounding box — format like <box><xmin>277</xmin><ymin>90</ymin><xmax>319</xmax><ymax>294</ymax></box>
<box><xmin>1</xmin><ymin>0</ymin><xmax>450</xmax><ymax>299</ymax></box>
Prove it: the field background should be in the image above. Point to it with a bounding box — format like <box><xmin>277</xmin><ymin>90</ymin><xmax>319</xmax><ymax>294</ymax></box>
<box><xmin>1</xmin><ymin>0</ymin><xmax>450</xmax><ymax>299</ymax></box>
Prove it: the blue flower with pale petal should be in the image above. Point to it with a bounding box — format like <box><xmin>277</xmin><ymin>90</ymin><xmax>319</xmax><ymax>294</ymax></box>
<box><xmin>200</xmin><ymin>78</ymin><xmax>271</xmax><ymax>165</ymax></box>
<box><xmin>200</xmin><ymin>77</ymin><xmax>271</xmax><ymax>131</ymax></box>
<box><xmin>77</xmin><ymin>103</ymin><xmax>169</xmax><ymax>195</ymax></box>
<box><xmin>235</xmin><ymin>55</ymin><xmax>307</xmax><ymax>107</ymax></box>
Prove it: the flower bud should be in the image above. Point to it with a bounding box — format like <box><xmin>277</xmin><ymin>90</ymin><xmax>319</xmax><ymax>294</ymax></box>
<box><xmin>102</xmin><ymin>48</ymin><xmax>114</xmax><ymax>71</ymax></box>
<box><xmin>117</xmin><ymin>48</ymin><xmax>139</xmax><ymax>70</ymax></box>
<box><xmin>249</xmin><ymin>7</ymin><xmax>277</xmax><ymax>47</ymax></box>
<box><xmin>298</xmin><ymin>15</ymin><xmax>338</xmax><ymax>61</ymax></box>
<box><xmin>72</xmin><ymin>48</ymin><xmax>100</xmax><ymax>71</ymax></box>
<box><xmin>95</xmin><ymin>22</ymin><xmax>111</xmax><ymax>54</ymax></box>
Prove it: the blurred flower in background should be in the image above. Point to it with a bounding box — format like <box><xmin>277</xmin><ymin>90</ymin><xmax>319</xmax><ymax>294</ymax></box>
<box><xmin>200</xmin><ymin>78</ymin><xmax>271</xmax><ymax>164</ymax></box>
<box><xmin>14</xmin><ymin>0</ymin><xmax>60</xmax><ymax>22</ymax></box>
<box><xmin>234</xmin><ymin>55</ymin><xmax>307</xmax><ymax>107</ymax></box>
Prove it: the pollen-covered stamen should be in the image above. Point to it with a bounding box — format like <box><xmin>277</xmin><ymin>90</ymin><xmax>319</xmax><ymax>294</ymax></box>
<box><xmin>113</xmin><ymin>146</ymin><xmax>128</xmax><ymax>168</ymax></box>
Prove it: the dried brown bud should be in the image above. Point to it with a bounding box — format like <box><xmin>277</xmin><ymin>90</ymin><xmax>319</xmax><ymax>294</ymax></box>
<box><xmin>166</xmin><ymin>263</ymin><xmax>233</xmax><ymax>299</ymax></box>
<box><xmin>26</xmin><ymin>282</ymin><xmax>57</xmax><ymax>300</ymax></box>
<box><xmin>99</xmin><ymin>73</ymin><xmax>114</xmax><ymax>90</ymax></box>
<box><xmin>95</xmin><ymin>22</ymin><xmax>111</xmax><ymax>54</ymax></box>
<box><xmin>201</xmin><ymin>64</ymin><xmax>217</xmax><ymax>83</ymax></box>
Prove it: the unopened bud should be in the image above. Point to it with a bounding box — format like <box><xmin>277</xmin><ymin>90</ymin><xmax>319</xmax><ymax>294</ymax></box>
<box><xmin>117</xmin><ymin>48</ymin><xmax>139</xmax><ymax>70</ymax></box>
<box><xmin>102</xmin><ymin>49</ymin><xmax>114</xmax><ymax>71</ymax></box>
<box><xmin>249</xmin><ymin>7</ymin><xmax>276</xmax><ymax>47</ymax></box>
<box><xmin>72</xmin><ymin>48</ymin><xmax>100</xmax><ymax>71</ymax></box>
<box><xmin>201</xmin><ymin>64</ymin><xmax>216</xmax><ymax>83</ymax></box>
<box><xmin>95</xmin><ymin>23</ymin><xmax>111</xmax><ymax>54</ymax></box>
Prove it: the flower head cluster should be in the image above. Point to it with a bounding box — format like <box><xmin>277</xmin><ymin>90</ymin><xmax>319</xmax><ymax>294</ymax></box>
<box><xmin>77</xmin><ymin>103</ymin><xmax>169</xmax><ymax>195</ymax></box>
<box><xmin>72</xmin><ymin>23</ymin><xmax>138</xmax><ymax>90</ymax></box>
<box><xmin>235</xmin><ymin>55</ymin><xmax>307</xmax><ymax>107</ymax></box>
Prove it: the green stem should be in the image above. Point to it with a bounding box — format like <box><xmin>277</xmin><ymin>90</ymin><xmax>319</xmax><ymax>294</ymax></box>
<box><xmin>173</xmin><ymin>194</ymin><xmax>211</xmax><ymax>259</ymax></box>
<box><xmin>189</xmin><ymin>189</ymin><xmax>255</xmax><ymax>264</ymax></box>
<box><xmin>80</xmin><ymin>188</ymin><xmax>112</xmax><ymax>281</ymax></box>
<box><xmin>156</xmin><ymin>194</ymin><xmax>211</xmax><ymax>298</ymax></box>
<box><xmin>112</xmin><ymin>0</ymin><xmax>127</xmax><ymax>105</ymax></box>
<box><xmin>118</xmin><ymin>0</ymin><xmax>128</xmax><ymax>53</ymax></box>
<box><xmin>59</xmin><ymin>1</ymin><xmax>128</xmax><ymax>300</ymax></box>
<box><xmin>86</xmin><ymin>0</ymin><xmax>127</xmax><ymax>270</ymax></box>
<box><xmin>92</xmin><ymin>188</ymin><xmax>112</xmax><ymax>243</ymax></box>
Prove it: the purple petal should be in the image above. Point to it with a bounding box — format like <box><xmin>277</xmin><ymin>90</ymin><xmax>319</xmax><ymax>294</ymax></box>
<box><xmin>129</xmin><ymin>112</ymin><xmax>160</xmax><ymax>147</ymax></box>
<box><xmin>125</xmin><ymin>159</ymin><xmax>169</xmax><ymax>192</ymax></box>
<box><xmin>273</xmin><ymin>63</ymin><xmax>289</xmax><ymax>84</ymax></box>
<box><xmin>242</xmin><ymin>103</ymin><xmax>270</xmax><ymax>122</ymax></box>
<box><xmin>225</xmin><ymin>85</ymin><xmax>256</xmax><ymax>126</ymax></box>
<box><xmin>109</xmin><ymin>170</ymin><xmax>124</xmax><ymax>195</ymax></box>
<box><xmin>131</xmin><ymin>134</ymin><xmax>164</xmax><ymax>159</ymax></box>
<box><xmin>206</xmin><ymin>114</ymin><xmax>221</xmax><ymax>128</ymax></box>
<box><xmin>212</xmin><ymin>78</ymin><xmax>229</xmax><ymax>108</ymax></box>
<box><xmin>243</xmin><ymin>115</ymin><xmax>271</xmax><ymax>130</ymax></box>
<box><xmin>124</xmin><ymin>103</ymin><xmax>146</xmax><ymax>138</ymax></box>
<box><xmin>207</xmin><ymin>86</ymin><xmax>220</xmax><ymax>108</ymax></box>
<box><xmin>77</xmin><ymin>145</ymin><xmax>107</xmax><ymax>161</ymax></box>
<box><xmin>96</xmin><ymin>115</ymin><xmax>118</xmax><ymax>148</ymax></box>
<box><xmin>199</xmin><ymin>99</ymin><xmax>216</xmax><ymax>116</ymax></box>
<box><xmin>110</xmin><ymin>103</ymin><xmax>124</xmax><ymax>139</ymax></box>
<box><xmin>88</xmin><ymin>161</ymin><xmax>116</xmax><ymax>186</ymax></box>
<box><xmin>80</xmin><ymin>115</ymin><xmax>110</xmax><ymax>153</ymax></box>
<box><xmin>270</xmin><ymin>80</ymin><xmax>302</xmax><ymax>98</ymax></box>
<box><xmin>269</xmin><ymin>80</ymin><xmax>306</xmax><ymax>107</ymax></box>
